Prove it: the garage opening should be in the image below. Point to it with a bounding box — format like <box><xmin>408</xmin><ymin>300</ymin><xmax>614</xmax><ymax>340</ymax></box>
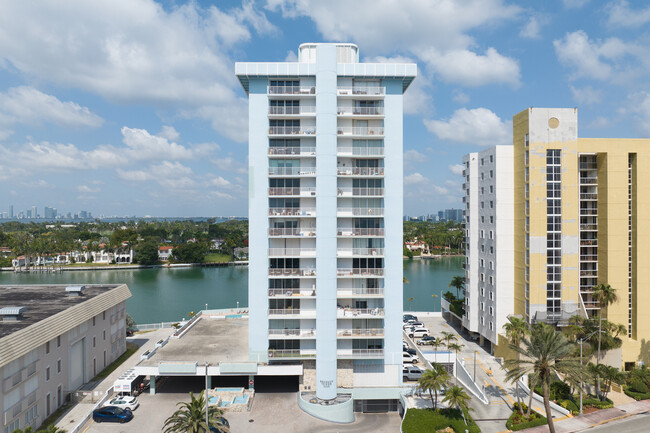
<box><xmin>354</xmin><ymin>399</ymin><xmax>400</xmax><ymax>413</ymax></box>
<box><xmin>252</xmin><ymin>375</ymin><xmax>299</xmax><ymax>393</ymax></box>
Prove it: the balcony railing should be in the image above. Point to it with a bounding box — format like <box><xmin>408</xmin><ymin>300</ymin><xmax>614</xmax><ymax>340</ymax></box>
<box><xmin>268</xmin><ymin>308</ymin><xmax>302</xmax><ymax>316</ymax></box>
<box><xmin>579</xmin><ymin>255</ymin><xmax>598</xmax><ymax>261</ymax></box>
<box><xmin>337</xmin><ymin>207</ymin><xmax>385</xmax><ymax>216</ymax></box>
<box><xmin>268</xmin><ymin>86</ymin><xmax>315</xmax><ymax>95</ymax></box>
<box><xmin>268</xmin><ymin>105</ymin><xmax>316</xmax><ymax>115</ymax></box>
<box><xmin>268</xmin><ymin>207</ymin><xmax>315</xmax><ymax>217</ymax></box>
<box><xmin>337</xmin><ymin>87</ymin><xmax>385</xmax><ymax>96</ymax></box>
<box><xmin>269</xmin><ymin>147</ymin><xmax>316</xmax><ymax>156</ymax></box>
<box><xmin>338</xmin><ymin>287</ymin><xmax>385</xmax><ymax>296</ymax></box>
<box><xmin>268</xmin><ymin>289</ymin><xmax>316</xmax><ymax>297</ymax></box>
<box><xmin>579</xmin><ymin>162</ymin><xmax>597</xmax><ymax>170</ymax></box>
<box><xmin>337</xmin><ymin>308</ymin><xmax>384</xmax><ymax>317</ymax></box>
<box><xmin>580</xmin><ymin>270</ymin><xmax>598</xmax><ymax>277</ymax></box>
<box><xmin>580</xmin><ymin>208</ymin><xmax>598</xmax><ymax>215</ymax></box>
<box><xmin>336</xmin><ymin>147</ymin><xmax>385</xmax><ymax>157</ymax></box>
<box><xmin>268</xmin><ymin>126</ymin><xmax>316</xmax><ymax>135</ymax></box>
<box><xmin>337</xmin><ymin>248</ymin><xmax>385</xmax><ymax>257</ymax></box>
<box><xmin>268</xmin><ymin>228</ymin><xmax>316</xmax><ymax>237</ymax></box>
<box><xmin>337</xmin><ymin>187</ymin><xmax>384</xmax><ymax>197</ymax></box>
<box><xmin>337</xmin><ymin>268</ymin><xmax>384</xmax><ymax>277</ymax></box>
<box><xmin>268</xmin><ymin>349</ymin><xmax>316</xmax><ymax>359</ymax></box>
<box><xmin>268</xmin><ymin>248</ymin><xmax>316</xmax><ymax>257</ymax></box>
<box><xmin>580</xmin><ymin>224</ymin><xmax>597</xmax><ymax>231</ymax></box>
<box><xmin>337</xmin><ymin>167</ymin><xmax>384</xmax><ymax>176</ymax></box>
<box><xmin>580</xmin><ymin>177</ymin><xmax>598</xmax><ymax>184</ymax></box>
<box><xmin>337</xmin><ymin>328</ymin><xmax>384</xmax><ymax>337</ymax></box>
<box><xmin>268</xmin><ymin>187</ymin><xmax>316</xmax><ymax>197</ymax></box>
<box><xmin>337</xmin><ymin>106</ymin><xmax>384</xmax><ymax>115</ymax></box>
<box><xmin>579</xmin><ymin>239</ymin><xmax>597</xmax><ymax>246</ymax></box>
<box><xmin>580</xmin><ymin>193</ymin><xmax>598</xmax><ymax>200</ymax></box>
<box><xmin>268</xmin><ymin>167</ymin><xmax>316</xmax><ymax>176</ymax></box>
<box><xmin>337</xmin><ymin>127</ymin><xmax>384</xmax><ymax>136</ymax></box>
<box><xmin>337</xmin><ymin>349</ymin><xmax>385</xmax><ymax>358</ymax></box>
<box><xmin>268</xmin><ymin>268</ymin><xmax>316</xmax><ymax>277</ymax></box>
<box><xmin>269</xmin><ymin>328</ymin><xmax>316</xmax><ymax>337</ymax></box>
<box><xmin>337</xmin><ymin>228</ymin><xmax>385</xmax><ymax>237</ymax></box>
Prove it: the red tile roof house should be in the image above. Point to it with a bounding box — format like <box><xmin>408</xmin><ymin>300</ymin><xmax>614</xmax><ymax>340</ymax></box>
<box><xmin>158</xmin><ymin>246</ymin><xmax>174</xmax><ymax>261</ymax></box>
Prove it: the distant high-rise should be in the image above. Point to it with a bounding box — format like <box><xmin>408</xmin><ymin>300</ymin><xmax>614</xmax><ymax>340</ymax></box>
<box><xmin>9</xmin><ymin>205</ymin><xmax>13</xmax><ymax>219</ymax></box>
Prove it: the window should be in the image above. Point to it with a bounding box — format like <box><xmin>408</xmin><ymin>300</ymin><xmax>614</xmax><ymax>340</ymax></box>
<box><xmin>490</xmin><ymin>155</ymin><xmax>494</xmax><ymax>163</ymax></box>
<box><xmin>56</xmin><ymin>336</ymin><xmax>61</xmax><ymax>347</ymax></box>
<box><xmin>93</xmin><ymin>337</ymin><xmax>96</xmax><ymax>348</ymax></box>
<box><xmin>481</xmin><ymin>158</ymin><xmax>484</xmax><ymax>166</ymax></box>
<box><xmin>92</xmin><ymin>317</ymin><xmax>96</xmax><ymax>326</ymax></box>
<box><xmin>480</xmin><ymin>259</ymin><xmax>484</xmax><ymax>268</ymax></box>
<box><xmin>480</xmin><ymin>288</ymin><xmax>485</xmax><ymax>296</ymax></box>
<box><xmin>480</xmin><ymin>216</ymin><xmax>485</xmax><ymax>223</ymax></box>
<box><xmin>489</xmin><ymin>321</ymin><xmax>494</xmax><ymax>330</ymax></box>
<box><xmin>103</xmin><ymin>311</ymin><xmax>106</xmax><ymax>320</ymax></box>
<box><xmin>490</xmin><ymin>201</ymin><xmax>494</xmax><ymax>209</ymax></box>
<box><xmin>481</xmin><ymin>187</ymin><xmax>484</xmax><ymax>195</ymax></box>
<box><xmin>489</xmin><ymin>230</ymin><xmax>494</xmax><ymax>239</ymax></box>
<box><xmin>480</xmin><ymin>302</ymin><xmax>484</xmax><ymax>311</ymax></box>
<box><xmin>490</xmin><ymin>170</ymin><xmax>494</xmax><ymax>178</ymax></box>
<box><xmin>480</xmin><ymin>229</ymin><xmax>484</xmax><ymax>239</ymax></box>
<box><xmin>103</xmin><ymin>330</ymin><xmax>106</xmax><ymax>341</ymax></box>
<box><xmin>489</xmin><ymin>291</ymin><xmax>494</xmax><ymax>300</ymax></box>
<box><xmin>46</xmin><ymin>366</ymin><xmax>50</xmax><ymax>381</ymax></box>
<box><xmin>489</xmin><ymin>306</ymin><xmax>494</xmax><ymax>316</ymax></box>
<box><xmin>481</xmin><ymin>202</ymin><xmax>484</xmax><ymax>209</ymax></box>
<box><xmin>490</xmin><ymin>216</ymin><xmax>494</xmax><ymax>224</ymax></box>
<box><xmin>490</xmin><ymin>246</ymin><xmax>494</xmax><ymax>254</ymax></box>
<box><xmin>481</xmin><ymin>173</ymin><xmax>484</xmax><ymax>180</ymax></box>
<box><xmin>490</xmin><ymin>185</ymin><xmax>494</xmax><ymax>193</ymax></box>
<box><xmin>57</xmin><ymin>359</ymin><xmax>61</xmax><ymax>374</ymax></box>
<box><xmin>481</xmin><ymin>245</ymin><xmax>485</xmax><ymax>253</ymax></box>
<box><xmin>489</xmin><ymin>276</ymin><xmax>493</xmax><ymax>285</ymax></box>
<box><xmin>45</xmin><ymin>342</ymin><xmax>50</xmax><ymax>354</ymax></box>
<box><xmin>489</xmin><ymin>261</ymin><xmax>494</xmax><ymax>270</ymax></box>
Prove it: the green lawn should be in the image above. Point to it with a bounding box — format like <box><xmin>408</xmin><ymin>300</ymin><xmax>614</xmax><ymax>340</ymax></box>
<box><xmin>91</xmin><ymin>342</ymin><xmax>139</xmax><ymax>381</ymax></box>
<box><xmin>402</xmin><ymin>408</ymin><xmax>480</xmax><ymax>433</ymax></box>
<box><xmin>205</xmin><ymin>253</ymin><xmax>231</xmax><ymax>263</ymax></box>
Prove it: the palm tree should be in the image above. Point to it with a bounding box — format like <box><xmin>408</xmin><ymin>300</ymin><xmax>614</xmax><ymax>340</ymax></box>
<box><xmin>504</xmin><ymin>323</ymin><xmax>583</xmax><ymax>433</ymax></box>
<box><xmin>442</xmin><ymin>385</ymin><xmax>473</xmax><ymax>423</ymax></box>
<box><xmin>407</xmin><ymin>297</ymin><xmax>414</xmax><ymax>312</ymax></box>
<box><xmin>503</xmin><ymin>316</ymin><xmax>530</xmax><ymax>414</ymax></box>
<box><xmin>417</xmin><ymin>363</ymin><xmax>451</xmax><ymax>410</ymax></box>
<box><xmin>593</xmin><ymin>283</ymin><xmax>618</xmax><ymax>398</ymax></box>
<box><xmin>448</xmin><ymin>276</ymin><xmax>465</xmax><ymax>298</ymax></box>
<box><xmin>163</xmin><ymin>391</ymin><xmax>228</xmax><ymax>433</ymax></box>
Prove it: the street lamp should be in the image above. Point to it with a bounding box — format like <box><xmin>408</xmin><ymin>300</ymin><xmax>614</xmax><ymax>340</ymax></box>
<box><xmin>205</xmin><ymin>361</ymin><xmax>209</xmax><ymax>428</ymax></box>
<box><xmin>579</xmin><ymin>329</ymin><xmax>605</xmax><ymax>416</ymax></box>
<box><xmin>432</xmin><ymin>294</ymin><xmax>438</xmax><ymax>314</ymax></box>
<box><xmin>205</xmin><ymin>303</ymin><xmax>208</xmax><ymax>312</ymax></box>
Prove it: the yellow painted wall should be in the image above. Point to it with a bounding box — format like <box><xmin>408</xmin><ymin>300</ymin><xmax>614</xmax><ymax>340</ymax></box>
<box><xmin>512</xmin><ymin>109</ymin><xmax>528</xmax><ymax>318</ymax></box>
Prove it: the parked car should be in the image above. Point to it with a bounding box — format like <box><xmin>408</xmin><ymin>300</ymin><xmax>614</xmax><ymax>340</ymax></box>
<box><xmin>209</xmin><ymin>417</ymin><xmax>230</xmax><ymax>432</ymax></box>
<box><xmin>403</xmin><ymin>346</ymin><xmax>416</xmax><ymax>356</ymax></box>
<box><xmin>403</xmin><ymin>366</ymin><xmax>423</xmax><ymax>381</ymax></box>
<box><xmin>417</xmin><ymin>335</ymin><xmax>437</xmax><ymax>346</ymax></box>
<box><xmin>408</xmin><ymin>327</ymin><xmax>430</xmax><ymax>338</ymax></box>
<box><xmin>403</xmin><ymin>314</ymin><xmax>418</xmax><ymax>322</ymax></box>
<box><xmin>93</xmin><ymin>406</ymin><xmax>133</xmax><ymax>423</ymax></box>
<box><xmin>103</xmin><ymin>395</ymin><xmax>139</xmax><ymax>411</ymax></box>
<box><xmin>403</xmin><ymin>352</ymin><xmax>418</xmax><ymax>364</ymax></box>
<box><xmin>126</xmin><ymin>329</ymin><xmax>134</xmax><ymax>337</ymax></box>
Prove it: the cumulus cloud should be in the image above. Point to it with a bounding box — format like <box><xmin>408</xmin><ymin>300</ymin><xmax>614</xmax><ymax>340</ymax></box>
<box><xmin>0</xmin><ymin>86</ymin><xmax>103</xmax><ymax>138</ymax></box>
<box><xmin>77</xmin><ymin>185</ymin><xmax>100</xmax><ymax>193</ymax></box>
<box><xmin>626</xmin><ymin>91</ymin><xmax>650</xmax><ymax>136</ymax></box>
<box><xmin>404</xmin><ymin>150</ymin><xmax>427</xmax><ymax>162</ymax></box>
<box><xmin>117</xmin><ymin>161</ymin><xmax>196</xmax><ymax>190</ymax></box>
<box><xmin>606</xmin><ymin>0</ymin><xmax>650</xmax><ymax>28</ymax></box>
<box><xmin>266</xmin><ymin>0</ymin><xmax>521</xmax><ymax>88</ymax></box>
<box><xmin>448</xmin><ymin>164</ymin><xmax>465</xmax><ymax>175</ymax></box>
<box><xmin>210</xmin><ymin>176</ymin><xmax>232</xmax><ymax>187</ymax></box>
<box><xmin>404</xmin><ymin>173</ymin><xmax>428</xmax><ymax>185</ymax></box>
<box><xmin>570</xmin><ymin>85</ymin><xmax>602</xmax><ymax>105</ymax></box>
<box><xmin>121</xmin><ymin>127</ymin><xmax>193</xmax><ymax>161</ymax></box>
<box><xmin>158</xmin><ymin>125</ymin><xmax>180</xmax><ymax>142</ymax></box>
<box><xmin>520</xmin><ymin>16</ymin><xmax>544</xmax><ymax>39</ymax></box>
<box><xmin>425</xmin><ymin>108</ymin><xmax>511</xmax><ymax>147</ymax></box>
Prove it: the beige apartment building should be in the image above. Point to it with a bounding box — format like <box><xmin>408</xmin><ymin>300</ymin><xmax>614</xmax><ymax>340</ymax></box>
<box><xmin>1</xmin><ymin>284</ymin><xmax>131</xmax><ymax>433</ymax></box>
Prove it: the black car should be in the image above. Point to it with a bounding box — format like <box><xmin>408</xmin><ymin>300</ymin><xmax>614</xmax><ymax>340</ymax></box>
<box><xmin>403</xmin><ymin>347</ymin><xmax>416</xmax><ymax>355</ymax></box>
<box><xmin>93</xmin><ymin>406</ymin><xmax>133</xmax><ymax>423</ymax></box>
<box><xmin>403</xmin><ymin>314</ymin><xmax>418</xmax><ymax>322</ymax></box>
<box><xmin>416</xmin><ymin>335</ymin><xmax>437</xmax><ymax>346</ymax></box>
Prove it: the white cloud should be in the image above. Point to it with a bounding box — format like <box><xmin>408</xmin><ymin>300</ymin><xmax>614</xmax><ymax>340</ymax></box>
<box><xmin>627</xmin><ymin>91</ymin><xmax>650</xmax><ymax>136</ymax></box>
<box><xmin>520</xmin><ymin>16</ymin><xmax>543</xmax><ymax>39</ymax></box>
<box><xmin>424</xmin><ymin>107</ymin><xmax>511</xmax><ymax>147</ymax></box>
<box><xmin>158</xmin><ymin>125</ymin><xmax>180</xmax><ymax>142</ymax></box>
<box><xmin>0</xmin><ymin>86</ymin><xmax>103</xmax><ymax>138</ymax></box>
<box><xmin>0</xmin><ymin>0</ymin><xmax>272</xmax><ymax>142</ymax></box>
<box><xmin>606</xmin><ymin>0</ymin><xmax>650</xmax><ymax>28</ymax></box>
<box><xmin>452</xmin><ymin>90</ymin><xmax>470</xmax><ymax>105</ymax></box>
<box><xmin>210</xmin><ymin>176</ymin><xmax>232</xmax><ymax>187</ymax></box>
<box><xmin>570</xmin><ymin>85</ymin><xmax>602</xmax><ymax>105</ymax></box>
<box><xmin>448</xmin><ymin>164</ymin><xmax>465</xmax><ymax>175</ymax></box>
<box><xmin>267</xmin><ymin>0</ymin><xmax>521</xmax><ymax>88</ymax></box>
<box><xmin>77</xmin><ymin>185</ymin><xmax>100</xmax><ymax>193</ymax></box>
<box><xmin>284</xmin><ymin>50</ymin><xmax>298</xmax><ymax>62</ymax></box>
<box><xmin>117</xmin><ymin>161</ymin><xmax>196</xmax><ymax>190</ymax></box>
<box><xmin>404</xmin><ymin>150</ymin><xmax>427</xmax><ymax>162</ymax></box>
<box><xmin>121</xmin><ymin>127</ymin><xmax>193</xmax><ymax>161</ymax></box>
<box><xmin>212</xmin><ymin>156</ymin><xmax>247</xmax><ymax>173</ymax></box>
<box><xmin>404</xmin><ymin>173</ymin><xmax>428</xmax><ymax>185</ymax></box>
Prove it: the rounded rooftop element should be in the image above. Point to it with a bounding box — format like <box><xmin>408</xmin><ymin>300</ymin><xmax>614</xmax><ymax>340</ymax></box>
<box><xmin>298</xmin><ymin>43</ymin><xmax>359</xmax><ymax>63</ymax></box>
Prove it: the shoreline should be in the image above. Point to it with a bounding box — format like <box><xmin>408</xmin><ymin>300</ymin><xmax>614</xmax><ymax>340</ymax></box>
<box><xmin>1</xmin><ymin>261</ymin><xmax>248</xmax><ymax>272</ymax></box>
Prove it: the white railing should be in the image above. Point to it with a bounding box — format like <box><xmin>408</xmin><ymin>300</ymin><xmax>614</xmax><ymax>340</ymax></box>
<box><xmin>269</xmin><ymin>105</ymin><xmax>316</xmax><ymax>115</ymax></box>
<box><xmin>337</xmin><ymin>187</ymin><xmax>384</xmax><ymax>196</ymax></box>
<box><xmin>337</xmin><ymin>349</ymin><xmax>385</xmax><ymax>358</ymax></box>
<box><xmin>268</xmin><ymin>207</ymin><xmax>315</xmax><ymax>217</ymax></box>
<box><xmin>337</xmin><ymin>207</ymin><xmax>385</xmax><ymax>216</ymax></box>
<box><xmin>337</xmin><ymin>248</ymin><xmax>385</xmax><ymax>257</ymax></box>
<box><xmin>268</xmin><ymin>349</ymin><xmax>316</xmax><ymax>358</ymax></box>
<box><xmin>269</xmin><ymin>167</ymin><xmax>316</xmax><ymax>176</ymax></box>
<box><xmin>269</xmin><ymin>328</ymin><xmax>316</xmax><ymax>337</ymax></box>
<box><xmin>337</xmin><ymin>228</ymin><xmax>385</xmax><ymax>237</ymax></box>
<box><xmin>337</xmin><ymin>268</ymin><xmax>384</xmax><ymax>277</ymax></box>
<box><xmin>580</xmin><ymin>193</ymin><xmax>598</xmax><ymax>200</ymax></box>
<box><xmin>268</xmin><ymin>147</ymin><xmax>316</xmax><ymax>156</ymax></box>
<box><xmin>268</xmin><ymin>289</ymin><xmax>316</xmax><ymax>297</ymax></box>
<box><xmin>268</xmin><ymin>228</ymin><xmax>316</xmax><ymax>237</ymax></box>
<box><xmin>268</xmin><ymin>248</ymin><xmax>316</xmax><ymax>257</ymax></box>
<box><xmin>337</xmin><ymin>167</ymin><xmax>384</xmax><ymax>176</ymax></box>
<box><xmin>337</xmin><ymin>87</ymin><xmax>385</xmax><ymax>96</ymax></box>
<box><xmin>344</xmin><ymin>287</ymin><xmax>385</xmax><ymax>296</ymax></box>
<box><xmin>337</xmin><ymin>106</ymin><xmax>384</xmax><ymax>115</ymax></box>
<box><xmin>269</xmin><ymin>126</ymin><xmax>316</xmax><ymax>135</ymax></box>
<box><xmin>268</xmin><ymin>86</ymin><xmax>315</xmax><ymax>95</ymax></box>
<box><xmin>336</xmin><ymin>147</ymin><xmax>385</xmax><ymax>157</ymax></box>
<box><xmin>337</xmin><ymin>328</ymin><xmax>384</xmax><ymax>337</ymax></box>
<box><xmin>268</xmin><ymin>187</ymin><xmax>316</xmax><ymax>196</ymax></box>
<box><xmin>337</xmin><ymin>127</ymin><xmax>384</xmax><ymax>136</ymax></box>
<box><xmin>268</xmin><ymin>268</ymin><xmax>316</xmax><ymax>277</ymax></box>
<box><xmin>337</xmin><ymin>308</ymin><xmax>384</xmax><ymax>317</ymax></box>
<box><xmin>268</xmin><ymin>308</ymin><xmax>302</xmax><ymax>316</ymax></box>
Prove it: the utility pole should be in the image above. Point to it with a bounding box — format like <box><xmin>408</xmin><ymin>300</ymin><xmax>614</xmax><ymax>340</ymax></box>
<box><xmin>473</xmin><ymin>351</ymin><xmax>477</xmax><ymax>382</ymax></box>
<box><xmin>205</xmin><ymin>361</ymin><xmax>209</xmax><ymax>430</ymax></box>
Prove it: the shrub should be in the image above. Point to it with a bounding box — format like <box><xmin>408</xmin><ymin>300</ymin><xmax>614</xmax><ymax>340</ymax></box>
<box><xmin>630</xmin><ymin>378</ymin><xmax>648</xmax><ymax>394</ymax></box>
<box><xmin>559</xmin><ymin>399</ymin><xmax>579</xmax><ymax>415</ymax></box>
<box><xmin>506</xmin><ymin>408</ymin><xmax>547</xmax><ymax>431</ymax></box>
<box><xmin>582</xmin><ymin>397</ymin><xmax>613</xmax><ymax>409</ymax></box>
<box><xmin>551</xmin><ymin>381</ymin><xmax>572</xmax><ymax>401</ymax></box>
<box><xmin>402</xmin><ymin>408</ymin><xmax>480</xmax><ymax>433</ymax></box>
<box><xmin>623</xmin><ymin>386</ymin><xmax>650</xmax><ymax>401</ymax></box>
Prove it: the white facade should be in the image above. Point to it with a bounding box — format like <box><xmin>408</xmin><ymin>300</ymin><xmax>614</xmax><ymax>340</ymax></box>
<box><xmin>236</xmin><ymin>43</ymin><xmax>416</xmax><ymax>400</ymax></box>
<box><xmin>462</xmin><ymin>146</ymin><xmax>514</xmax><ymax>351</ymax></box>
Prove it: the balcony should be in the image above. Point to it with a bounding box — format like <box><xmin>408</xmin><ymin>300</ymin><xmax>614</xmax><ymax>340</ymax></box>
<box><xmin>268</xmin><ymin>187</ymin><xmax>316</xmax><ymax>197</ymax></box>
<box><xmin>268</xmin><ymin>105</ymin><xmax>316</xmax><ymax>116</ymax></box>
<box><xmin>337</xmin><ymin>187</ymin><xmax>384</xmax><ymax>197</ymax></box>
<box><xmin>337</xmin><ymin>248</ymin><xmax>385</xmax><ymax>257</ymax></box>
<box><xmin>337</xmin><ymin>106</ymin><xmax>384</xmax><ymax>116</ymax></box>
<box><xmin>337</xmin><ymin>207</ymin><xmax>384</xmax><ymax>217</ymax></box>
<box><xmin>268</xmin><ymin>289</ymin><xmax>316</xmax><ymax>297</ymax></box>
<box><xmin>337</xmin><ymin>308</ymin><xmax>384</xmax><ymax>318</ymax></box>
<box><xmin>337</xmin><ymin>167</ymin><xmax>384</xmax><ymax>176</ymax></box>
<box><xmin>337</xmin><ymin>268</ymin><xmax>385</xmax><ymax>277</ymax></box>
<box><xmin>337</xmin><ymin>87</ymin><xmax>385</xmax><ymax>97</ymax></box>
<box><xmin>268</xmin><ymin>268</ymin><xmax>316</xmax><ymax>277</ymax></box>
<box><xmin>337</xmin><ymin>228</ymin><xmax>385</xmax><ymax>237</ymax></box>
<box><xmin>580</xmin><ymin>270</ymin><xmax>598</xmax><ymax>277</ymax></box>
<box><xmin>337</xmin><ymin>287</ymin><xmax>384</xmax><ymax>297</ymax></box>
<box><xmin>268</xmin><ymin>167</ymin><xmax>316</xmax><ymax>176</ymax></box>
<box><xmin>268</xmin><ymin>349</ymin><xmax>316</xmax><ymax>359</ymax></box>
<box><xmin>268</xmin><ymin>207</ymin><xmax>315</xmax><ymax>217</ymax></box>
<box><xmin>268</xmin><ymin>228</ymin><xmax>316</xmax><ymax>237</ymax></box>
<box><xmin>336</xmin><ymin>147</ymin><xmax>385</xmax><ymax>157</ymax></box>
<box><xmin>268</xmin><ymin>147</ymin><xmax>316</xmax><ymax>157</ymax></box>
<box><xmin>268</xmin><ymin>86</ymin><xmax>315</xmax><ymax>95</ymax></box>
<box><xmin>580</xmin><ymin>239</ymin><xmax>597</xmax><ymax>246</ymax></box>
<box><xmin>337</xmin><ymin>328</ymin><xmax>384</xmax><ymax>338</ymax></box>
<box><xmin>269</xmin><ymin>328</ymin><xmax>316</xmax><ymax>338</ymax></box>
<box><xmin>268</xmin><ymin>248</ymin><xmax>316</xmax><ymax>257</ymax></box>
<box><xmin>268</xmin><ymin>126</ymin><xmax>316</xmax><ymax>136</ymax></box>
<box><xmin>580</xmin><ymin>177</ymin><xmax>598</xmax><ymax>185</ymax></box>
<box><xmin>579</xmin><ymin>162</ymin><xmax>597</xmax><ymax>170</ymax></box>
<box><xmin>337</xmin><ymin>349</ymin><xmax>385</xmax><ymax>359</ymax></box>
<box><xmin>268</xmin><ymin>308</ymin><xmax>316</xmax><ymax>318</ymax></box>
<box><xmin>579</xmin><ymin>255</ymin><xmax>598</xmax><ymax>262</ymax></box>
<box><xmin>580</xmin><ymin>224</ymin><xmax>597</xmax><ymax>231</ymax></box>
<box><xmin>580</xmin><ymin>193</ymin><xmax>598</xmax><ymax>200</ymax></box>
<box><xmin>337</xmin><ymin>127</ymin><xmax>384</xmax><ymax>137</ymax></box>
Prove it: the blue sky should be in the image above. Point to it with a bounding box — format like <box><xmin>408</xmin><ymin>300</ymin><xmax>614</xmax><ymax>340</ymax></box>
<box><xmin>1</xmin><ymin>0</ymin><xmax>649</xmax><ymax>217</ymax></box>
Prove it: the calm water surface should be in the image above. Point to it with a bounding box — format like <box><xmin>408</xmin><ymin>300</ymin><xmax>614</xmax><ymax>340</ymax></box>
<box><xmin>0</xmin><ymin>257</ymin><xmax>463</xmax><ymax>324</ymax></box>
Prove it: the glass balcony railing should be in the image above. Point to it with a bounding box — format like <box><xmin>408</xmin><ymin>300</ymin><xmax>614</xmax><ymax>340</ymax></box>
<box><xmin>268</xmin><ymin>349</ymin><xmax>316</xmax><ymax>359</ymax></box>
<box><xmin>268</xmin><ymin>167</ymin><xmax>316</xmax><ymax>176</ymax></box>
<box><xmin>337</xmin><ymin>328</ymin><xmax>384</xmax><ymax>337</ymax></box>
<box><xmin>336</xmin><ymin>147</ymin><xmax>385</xmax><ymax>157</ymax></box>
<box><xmin>337</xmin><ymin>308</ymin><xmax>384</xmax><ymax>317</ymax></box>
<box><xmin>268</xmin><ymin>207</ymin><xmax>315</xmax><ymax>217</ymax></box>
<box><xmin>268</xmin><ymin>228</ymin><xmax>315</xmax><ymax>237</ymax></box>
<box><xmin>268</xmin><ymin>86</ymin><xmax>315</xmax><ymax>95</ymax></box>
<box><xmin>337</xmin><ymin>287</ymin><xmax>385</xmax><ymax>296</ymax></box>
<box><xmin>268</xmin><ymin>126</ymin><xmax>316</xmax><ymax>135</ymax></box>
<box><xmin>268</xmin><ymin>105</ymin><xmax>316</xmax><ymax>115</ymax></box>
<box><xmin>337</xmin><ymin>207</ymin><xmax>385</xmax><ymax>216</ymax></box>
<box><xmin>336</xmin><ymin>127</ymin><xmax>384</xmax><ymax>136</ymax></box>
<box><xmin>337</xmin><ymin>106</ymin><xmax>384</xmax><ymax>115</ymax></box>
<box><xmin>269</xmin><ymin>328</ymin><xmax>316</xmax><ymax>337</ymax></box>
<box><xmin>336</xmin><ymin>248</ymin><xmax>385</xmax><ymax>257</ymax></box>
<box><xmin>337</xmin><ymin>187</ymin><xmax>384</xmax><ymax>197</ymax></box>
<box><xmin>268</xmin><ymin>248</ymin><xmax>316</xmax><ymax>257</ymax></box>
<box><xmin>337</xmin><ymin>87</ymin><xmax>385</xmax><ymax>96</ymax></box>
<box><xmin>337</xmin><ymin>268</ymin><xmax>384</xmax><ymax>277</ymax></box>
<box><xmin>337</xmin><ymin>349</ymin><xmax>385</xmax><ymax>358</ymax></box>
<box><xmin>268</xmin><ymin>268</ymin><xmax>316</xmax><ymax>277</ymax></box>
<box><xmin>336</xmin><ymin>167</ymin><xmax>384</xmax><ymax>176</ymax></box>
<box><xmin>336</xmin><ymin>228</ymin><xmax>385</xmax><ymax>237</ymax></box>
<box><xmin>268</xmin><ymin>288</ymin><xmax>316</xmax><ymax>297</ymax></box>
<box><xmin>268</xmin><ymin>146</ymin><xmax>316</xmax><ymax>156</ymax></box>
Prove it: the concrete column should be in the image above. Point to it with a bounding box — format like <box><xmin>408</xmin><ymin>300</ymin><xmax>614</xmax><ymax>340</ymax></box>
<box><xmin>149</xmin><ymin>375</ymin><xmax>156</xmax><ymax>395</ymax></box>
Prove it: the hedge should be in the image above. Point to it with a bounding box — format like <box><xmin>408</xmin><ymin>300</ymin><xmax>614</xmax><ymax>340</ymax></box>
<box><xmin>506</xmin><ymin>406</ymin><xmax>548</xmax><ymax>432</ymax></box>
<box><xmin>558</xmin><ymin>399</ymin><xmax>579</xmax><ymax>415</ymax></box>
<box><xmin>623</xmin><ymin>386</ymin><xmax>650</xmax><ymax>401</ymax></box>
<box><xmin>582</xmin><ymin>397</ymin><xmax>613</xmax><ymax>409</ymax></box>
<box><xmin>402</xmin><ymin>408</ymin><xmax>480</xmax><ymax>433</ymax></box>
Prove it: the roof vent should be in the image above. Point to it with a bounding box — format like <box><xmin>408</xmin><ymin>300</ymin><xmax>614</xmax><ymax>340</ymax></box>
<box><xmin>66</xmin><ymin>285</ymin><xmax>86</xmax><ymax>296</ymax></box>
<box><xmin>0</xmin><ymin>306</ymin><xmax>27</xmax><ymax>321</ymax></box>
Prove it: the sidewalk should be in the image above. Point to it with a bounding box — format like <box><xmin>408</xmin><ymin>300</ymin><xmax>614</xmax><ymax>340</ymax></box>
<box><xmin>518</xmin><ymin>399</ymin><xmax>650</xmax><ymax>433</ymax></box>
<box><xmin>54</xmin><ymin>328</ymin><xmax>173</xmax><ymax>432</ymax></box>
